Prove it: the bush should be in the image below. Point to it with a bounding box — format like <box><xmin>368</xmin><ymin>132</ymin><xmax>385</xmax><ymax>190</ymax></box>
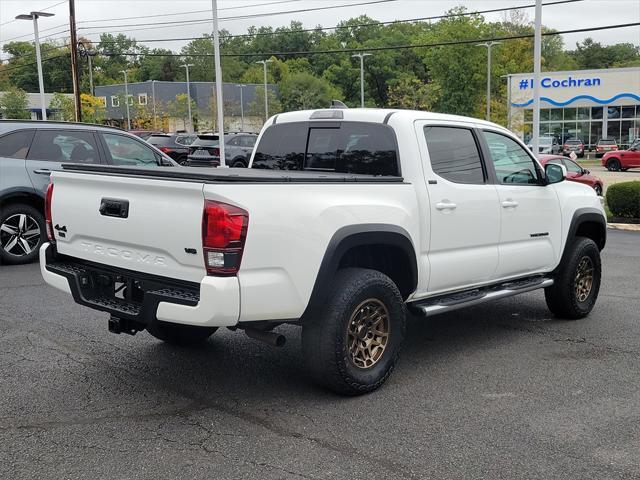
<box><xmin>606</xmin><ymin>181</ymin><xmax>640</xmax><ymax>219</ymax></box>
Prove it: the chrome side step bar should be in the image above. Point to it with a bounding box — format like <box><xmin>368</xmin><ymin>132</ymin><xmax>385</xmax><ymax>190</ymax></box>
<box><xmin>409</xmin><ymin>277</ymin><xmax>554</xmax><ymax>317</ymax></box>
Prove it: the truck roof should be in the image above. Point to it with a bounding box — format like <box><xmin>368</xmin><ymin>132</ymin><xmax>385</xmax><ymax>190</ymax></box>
<box><xmin>271</xmin><ymin>107</ymin><xmax>507</xmax><ymax>132</ymax></box>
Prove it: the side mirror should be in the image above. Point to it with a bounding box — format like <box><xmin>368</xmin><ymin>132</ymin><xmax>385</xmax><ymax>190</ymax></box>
<box><xmin>584</xmin><ymin>169</ymin><xmax>590</xmax><ymax>175</ymax></box>
<box><xmin>545</xmin><ymin>163</ymin><xmax>566</xmax><ymax>184</ymax></box>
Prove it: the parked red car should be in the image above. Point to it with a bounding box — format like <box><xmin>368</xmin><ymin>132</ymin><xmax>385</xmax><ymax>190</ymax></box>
<box><xmin>539</xmin><ymin>154</ymin><xmax>604</xmax><ymax>196</ymax></box>
<box><xmin>601</xmin><ymin>138</ymin><xmax>640</xmax><ymax>171</ymax></box>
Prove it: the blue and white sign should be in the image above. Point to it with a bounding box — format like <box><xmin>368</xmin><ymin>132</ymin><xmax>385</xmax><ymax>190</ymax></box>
<box><xmin>518</xmin><ymin>76</ymin><xmax>602</xmax><ymax>90</ymax></box>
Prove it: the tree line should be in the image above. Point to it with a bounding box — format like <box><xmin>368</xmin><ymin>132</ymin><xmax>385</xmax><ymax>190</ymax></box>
<box><xmin>1</xmin><ymin>8</ymin><xmax>638</xmax><ymax>127</ymax></box>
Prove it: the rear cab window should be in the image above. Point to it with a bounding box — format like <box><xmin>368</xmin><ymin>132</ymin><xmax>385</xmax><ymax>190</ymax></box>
<box><xmin>423</xmin><ymin>126</ymin><xmax>485</xmax><ymax>184</ymax></box>
<box><xmin>252</xmin><ymin>122</ymin><xmax>399</xmax><ymax>176</ymax></box>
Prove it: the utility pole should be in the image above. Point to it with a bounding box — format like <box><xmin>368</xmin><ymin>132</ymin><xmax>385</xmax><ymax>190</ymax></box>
<box><xmin>532</xmin><ymin>0</ymin><xmax>542</xmax><ymax>156</ymax></box>
<box><xmin>211</xmin><ymin>0</ymin><xmax>226</xmax><ymax>167</ymax></box>
<box><xmin>151</xmin><ymin>80</ymin><xmax>157</xmax><ymax>131</ymax></box>
<box><xmin>120</xmin><ymin>70</ymin><xmax>131</xmax><ymax>130</ymax></box>
<box><xmin>182</xmin><ymin>64</ymin><xmax>194</xmax><ymax>132</ymax></box>
<box><xmin>256</xmin><ymin>59</ymin><xmax>273</xmax><ymax>122</ymax></box>
<box><xmin>237</xmin><ymin>84</ymin><xmax>246</xmax><ymax>132</ymax></box>
<box><xmin>476</xmin><ymin>41</ymin><xmax>501</xmax><ymax>122</ymax></box>
<box><xmin>352</xmin><ymin>53</ymin><xmax>371</xmax><ymax>108</ymax></box>
<box><xmin>15</xmin><ymin>11</ymin><xmax>54</xmax><ymax>120</ymax></box>
<box><xmin>69</xmin><ymin>0</ymin><xmax>81</xmax><ymax>121</ymax></box>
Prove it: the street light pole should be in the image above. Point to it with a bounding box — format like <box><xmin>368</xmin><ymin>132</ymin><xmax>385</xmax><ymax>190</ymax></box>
<box><xmin>211</xmin><ymin>0</ymin><xmax>226</xmax><ymax>167</ymax></box>
<box><xmin>476</xmin><ymin>41</ymin><xmax>501</xmax><ymax>121</ymax></box>
<box><xmin>182</xmin><ymin>63</ymin><xmax>194</xmax><ymax>132</ymax></box>
<box><xmin>237</xmin><ymin>84</ymin><xmax>246</xmax><ymax>132</ymax></box>
<box><xmin>532</xmin><ymin>0</ymin><xmax>542</xmax><ymax>156</ymax></box>
<box><xmin>16</xmin><ymin>11</ymin><xmax>54</xmax><ymax>120</ymax></box>
<box><xmin>120</xmin><ymin>70</ymin><xmax>131</xmax><ymax>130</ymax></box>
<box><xmin>256</xmin><ymin>59</ymin><xmax>273</xmax><ymax>122</ymax></box>
<box><xmin>352</xmin><ymin>53</ymin><xmax>372</xmax><ymax>108</ymax></box>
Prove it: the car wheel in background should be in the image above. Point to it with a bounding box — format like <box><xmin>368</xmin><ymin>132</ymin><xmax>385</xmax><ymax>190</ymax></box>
<box><xmin>231</xmin><ymin>159</ymin><xmax>247</xmax><ymax>168</ymax></box>
<box><xmin>606</xmin><ymin>159</ymin><xmax>620</xmax><ymax>171</ymax></box>
<box><xmin>177</xmin><ymin>156</ymin><xmax>188</xmax><ymax>166</ymax></box>
<box><xmin>0</xmin><ymin>203</ymin><xmax>46</xmax><ymax>265</ymax></box>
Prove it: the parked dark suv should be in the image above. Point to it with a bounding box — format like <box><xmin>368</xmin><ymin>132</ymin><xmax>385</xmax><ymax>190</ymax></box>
<box><xmin>0</xmin><ymin>120</ymin><xmax>175</xmax><ymax>265</ymax></box>
<box><xmin>187</xmin><ymin>132</ymin><xmax>257</xmax><ymax>168</ymax></box>
<box><xmin>147</xmin><ymin>133</ymin><xmax>197</xmax><ymax>165</ymax></box>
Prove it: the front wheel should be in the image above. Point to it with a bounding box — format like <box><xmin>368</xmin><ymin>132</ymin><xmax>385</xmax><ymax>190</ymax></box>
<box><xmin>545</xmin><ymin>237</ymin><xmax>601</xmax><ymax>319</ymax></box>
<box><xmin>231</xmin><ymin>159</ymin><xmax>247</xmax><ymax>168</ymax></box>
<box><xmin>0</xmin><ymin>203</ymin><xmax>46</xmax><ymax>265</ymax></box>
<box><xmin>302</xmin><ymin>268</ymin><xmax>406</xmax><ymax>395</ymax></box>
<box><xmin>147</xmin><ymin>321</ymin><xmax>217</xmax><ymax>345</ymax></box>
<box><xmin>606</xmin><ymin>159</ymin><xmax>620</xmax><ymax>171</ymax></box>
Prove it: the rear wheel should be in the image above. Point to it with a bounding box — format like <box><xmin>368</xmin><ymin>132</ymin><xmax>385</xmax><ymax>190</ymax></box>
<box><xmin>231</xmin><ymin>158</ymin><xmax>247</xmax><ymax>168</ymax></box>
<box><xmin>606</xmin><ymin>158</ymin><xmax>620</xmax><ymax>171</ymax></box>
<box><xmin>177</xmin><ymin>155</ymin><xmax>188</xmax><ymax>166</ymax></box>
<box><xmin>147</xmin><ymin>321</ymin><xmax>217</xmax><ymax>345</ymax></box>
<box><xmin>545</xmin><ymin>236</ymin><xmax>601</xmax><ymax>320</ymax></box>
<box><xmin>302</xmin><ymin>268</ymin><xmax>406</xmax><ymax>395</ymax></box>
<box><xmin>0</xmin><ymin>203</ymin><xmax>45</xmax><ymax>265</ymax></box>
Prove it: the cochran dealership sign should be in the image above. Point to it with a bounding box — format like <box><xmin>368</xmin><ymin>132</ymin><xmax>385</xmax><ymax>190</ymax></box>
<box><xmin>510</xmin><ymin>67</ymin><xmax>640</xmax><ymax>108</ymax></box>
<box><xmin>518</xmin><ymin>76</ymin><xmax>602</xmax><ymax>89</ymax></box>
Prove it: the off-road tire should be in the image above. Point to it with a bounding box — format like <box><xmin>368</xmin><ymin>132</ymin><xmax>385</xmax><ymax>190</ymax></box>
<box><xmin>0</xmin><ymin>203</ymin><xmax>46</xmax><ymax>265</ymax></box>
<box><xmin>302</xmin><ymin>268</ymin><xmax>406</xmax><ymax>395</ymax></box>
<box><xmin>147</xmin><ymin>321</ymin><xmax>217</xmax><ymax>345</ymax></box>
<box><xmin>594</xmin><ymin>184</ymin><xmax>602</xmax><ymax>196</ymax></box>
<box><xmin>545</xmin><ymin>236</ymin><xmax>601</xmax><ymax>320</ymax></box>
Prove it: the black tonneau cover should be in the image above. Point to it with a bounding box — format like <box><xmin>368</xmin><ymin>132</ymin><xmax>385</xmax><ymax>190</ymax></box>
<box><xmin>61</xmin><ymin>164</ymin><xmax>405</xmax><ymax>183</ymax></box>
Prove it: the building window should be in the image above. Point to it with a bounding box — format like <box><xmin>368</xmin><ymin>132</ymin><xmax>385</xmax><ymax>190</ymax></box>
<box><xmin>127</xmin><ymin>95</ymin><xmax>134</xmax><ymax>106</ymax></box>
<box><xmin>111</xmin><ymin>96</ymin><xmax>119</xmax><ymax>107</ymax></box>
<box><xmin>98</xmin><ymin>96</ymin><xmax>107</xmax><ymax>107</ymax></box>
<box><xmin>138</xmin><ymin>93</ymin><xmax>147</xmax><ymax>105</ymax></box>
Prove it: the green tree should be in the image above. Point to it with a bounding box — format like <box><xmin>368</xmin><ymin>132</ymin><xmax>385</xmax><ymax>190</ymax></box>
<box><xmin>49</xmin><ymin>92</ymin><xmax>75</xmax><ymax>121</ymax></box>
<box><xmin>0</xmin><ymin>87</ymin><xmax>30</xmax><ymax>119</ymax></box>
<box><xmin>246</xmin><ymin>86</ymin><xmax>283</xmax><ymax>119</ymax></box>
<box><xmin>279</xmin><ymin>72</ymin><xmax>341</xmax><ymax>110</ymax></box>
<box><xmin>387</xmin><ymin>75</ymin><xmax>441</xmax><ymax>110</ymax></box>
<box><xmin>167</xmin><ymin>93</ymin><xmax>197</xmax><ymax>130</ymax></box>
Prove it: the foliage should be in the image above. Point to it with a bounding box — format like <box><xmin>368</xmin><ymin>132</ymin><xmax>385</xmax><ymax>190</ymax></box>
<box><xmin>81</xmin><ymin>93</ymin><xmax>106</xmax><ymax>124</ymax></box>
<box><xmin>167</xmin><ymin>93</ymin><xmax>197</xmax><ymax>129</ymax></box>
<box><xmin>570</xmin><ymin>38</ymin><xmax>640</xmax><ymax>69</ymax></box>
<box><xmin>606</xmin><ymin>181</ymin><xmax>640</xmax><ymax>219</ymax></box>
<box><xmin>0</xmin><ymin>87</ymin><xmax>30</xmax><ymax>119</ymax></box>
<box><xmin>387</xmin><ymin>75</ymin><xmax>441</xmax><ymax>110</ymax></box>
<box><xmin>279</xmin><ymin>72</ymin><xmax>341</xmax><ymax>110</ymax></box>
<box><xmin>246</xmin><ymin>86</ymin><xmax>283</xmax><ymax>118</ymax></box>
<box><xmin>50</xmin><ymin>92</ymin><xmax>75</xmax><ymax>121</ymax></box>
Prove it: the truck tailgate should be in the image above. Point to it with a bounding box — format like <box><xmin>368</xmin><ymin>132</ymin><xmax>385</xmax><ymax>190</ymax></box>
<box><xmin>50</xmin><ymin>170</ymin><xmax>206</xmax><ymax>283</ymax></box>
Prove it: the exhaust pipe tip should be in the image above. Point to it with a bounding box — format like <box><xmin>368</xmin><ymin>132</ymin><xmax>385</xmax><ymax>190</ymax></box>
<box><xmin>244</xmin><ymin>328</ymin><xmax>286</xmax><ymax>347</ymax></box>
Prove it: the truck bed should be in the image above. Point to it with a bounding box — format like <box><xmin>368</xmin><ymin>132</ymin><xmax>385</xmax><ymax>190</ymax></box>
<box><xmin>61</xmin><ymin>164</ymin><xmax>405</xmax><ymax>183</ymax></box>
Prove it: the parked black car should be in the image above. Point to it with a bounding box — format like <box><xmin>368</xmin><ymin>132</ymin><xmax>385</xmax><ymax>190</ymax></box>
<box><xmin>187</xmin><ymin>133</ymin><xmax>257</xmax><ymax>168</ymax></box>
<box><xmin>0</xmin><ymin>120</ymin><xmax>175</xmax><ymax>265</ymax></box>
<box><xmin>147</xmin><ymin>133</ymin><xmax>197</xmax><ymax>165</ymax></box>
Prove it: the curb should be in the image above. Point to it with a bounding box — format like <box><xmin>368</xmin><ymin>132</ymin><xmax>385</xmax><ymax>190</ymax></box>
<box><xmin>607</xmin><ymin>223</ymin><xmax>640</xmax><ymax>232</ymax></box>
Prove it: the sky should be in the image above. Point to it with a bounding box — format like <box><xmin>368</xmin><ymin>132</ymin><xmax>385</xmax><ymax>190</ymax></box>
<box><xmin>0</xmin><ymin>0</ymin><xmax>639</xmax><ymax>61</ymax></box>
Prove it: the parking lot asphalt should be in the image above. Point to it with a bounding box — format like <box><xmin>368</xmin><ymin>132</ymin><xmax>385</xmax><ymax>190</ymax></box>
<box><xmin>1</xmin><ymin>229</ymin><xmax>639</xmax><ymax>480</ymax></box>
<box><xmin>587</xmin><ymin>166</ymin><xmax>640</xmax><ymax>193</ymax></box>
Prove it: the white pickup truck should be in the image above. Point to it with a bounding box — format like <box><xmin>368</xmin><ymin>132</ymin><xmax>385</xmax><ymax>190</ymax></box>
<box><xmin>40</xmin><ymin>108</ymin><xmax>606</xmax><ymax>395</ymax></box>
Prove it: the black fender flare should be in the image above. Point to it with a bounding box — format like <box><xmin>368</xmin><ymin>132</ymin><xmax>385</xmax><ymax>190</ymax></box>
<box><xmin>301</xmin><ymin>224</ymin><xmax>418</xmax><ymax>320</ymax></box>
<box><xmin>555</xmin><ymin>207</ymin><xmax>606</xmax><ymax>273</ymax></box>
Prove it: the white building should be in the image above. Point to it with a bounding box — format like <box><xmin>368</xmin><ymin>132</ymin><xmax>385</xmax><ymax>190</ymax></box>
<box><xmin>507</xmin><ymin>67</ymin><xmax>640</xmax><ymax>148</ymax></box>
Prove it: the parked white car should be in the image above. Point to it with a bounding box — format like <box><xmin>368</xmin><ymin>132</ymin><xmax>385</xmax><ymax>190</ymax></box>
<box><xmin>41</xmin><ymin>108</ymin><xmax>606</xmax><ymax>394</ymax></box>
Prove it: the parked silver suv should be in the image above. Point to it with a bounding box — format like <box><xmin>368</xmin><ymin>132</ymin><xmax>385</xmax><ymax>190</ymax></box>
<box><xmin>0</xmin><ymin>120</ymin><xmax>175</xmax><ymax>265</ymax></box>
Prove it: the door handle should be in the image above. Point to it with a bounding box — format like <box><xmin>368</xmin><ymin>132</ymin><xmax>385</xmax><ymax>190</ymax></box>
<box><xmin>435</xmin><ymin>201</ymin><xmax>457</xmax><ymax>211</ymax></box>
<box><xmin>501</xmin><ymin>199</ymin><xmax>519</xmax><ymax>208</ymax></box>
<box><xmin>33</xmin><ymin>169</ymin><xmax>52</xmax><ymax>175</ymax></box>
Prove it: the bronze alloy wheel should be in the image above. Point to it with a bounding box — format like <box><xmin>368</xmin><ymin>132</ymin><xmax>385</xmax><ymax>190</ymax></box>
<box><xmin>575</xmin><ymin>255</ymin><xmax>595</xmax><ymax>302</ymax></box>
<box><xmin>347</xmin><ymin>298</ymin><xmax>391</xmax><ymax>369</ymax></box>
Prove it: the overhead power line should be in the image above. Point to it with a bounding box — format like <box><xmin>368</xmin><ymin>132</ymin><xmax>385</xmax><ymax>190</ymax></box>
<box><xmin>75</xmin><ymin>0</ymin><xmax>397</xmax><ymax>34</ymax></box>
<box><xmin>76</xmin><ymin>0</ymin><xmax>304</xmax><ymax>24</ymax></box>
<box><xmin>90</xmin><ymin>22</ymin><xmax>639</xmax><ymax>59</ymax></box>
<box><xmin>89</xmin><ymin>0</ymin><xmax>583</xmax><ymax>46</ymax></box>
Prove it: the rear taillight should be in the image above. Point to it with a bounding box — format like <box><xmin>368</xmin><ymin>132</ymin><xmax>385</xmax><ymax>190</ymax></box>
<box><xmin>212</xmin><ymin>147</ymin><xmax>220</xmax><ymax>157</ymax></box>
<box><xmin>202</xmin><ymin>200</ymin><xmax>248</xmax><ymax>275</ymax></box>
<box><xmin>159</xmin><ymin>146</ymin><xmax>172</xmax><ymax>153</ymax></box>
<box><xmin>45</xmin><ymin>182</ymin><xmax>55</xmax><ymax>243</ymax></box>
<box><xmin>563</xmin><ymin>144</ymin><xmax>568</xmax><ymax>149</ymax></box>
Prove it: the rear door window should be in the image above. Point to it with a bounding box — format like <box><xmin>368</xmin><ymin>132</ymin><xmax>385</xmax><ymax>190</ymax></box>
<box><xmin>101</xmin><ymin>133</ymin><xmax>159</xmax><ymax>166</ymax></box>
<box><xmin>0</xmin><ymin>130</ymin><xmax>35</xmax><ymax>159</ymax></box>
<box><xmin>27</xmin><ymin>130</ymin><xmax>100</xmax><ymax>164</ymax></box>
<box><xmin>423</xmin><ymin>126</ymin><xmax>485</xmax><ymax>184</ymax></box>
<box><xmin>252</xmin><ymin>122</ymin><xmax>399</xmax><ymax>175</ymax></box>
